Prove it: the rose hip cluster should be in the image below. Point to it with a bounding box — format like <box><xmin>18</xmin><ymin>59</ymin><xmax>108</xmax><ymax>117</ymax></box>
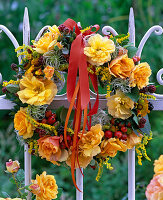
<box><xmin>35</xmin><ymin>110</ymin><xmax>57</xmax><ymax>137</ymax></box>
<box><xmin>140</xmin><ymin>85</ymin><xmax>156</xmax><ymax>94</ymax></box>
<box><xmin>104</xmin><ymin>118</ymin><xmax>133</xmax><ymax>141</ymax></box>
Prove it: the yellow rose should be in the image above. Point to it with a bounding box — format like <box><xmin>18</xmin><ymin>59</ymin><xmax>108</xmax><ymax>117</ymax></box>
<box><xmin>43</xmin><ymin>66</ymin><xmax>54</xmax><ymax>80</ymax></box>
<box><xmin>38</xmin><ymin>136</ymin><xmax>68</xmax><ymax>165</ymax></box>
<box><xmin>48</xmin><ymin>25</ymin><xmax>60</xmax><ymax>39</ymax></box>
<box><xmin>17</xmin><ymin>73</ymin><xmax>57</xmax><ymax>106</ymax></box>
<box><xmin>100</xmin><ymin>138</ymin><xmax>127</xmax><ymax>158</ymax></box>
<box><xmin>154</xmin><ymin>155</ymin><xmax>163</xmax><ymax>176</ymax></box>
<box><xmin>14</xmin><ymin>108</ymin><xmax>35</xmax><ymax>139</ymax></box>
<box><xmin>6</xmin><ymin>159</ymin><xmax>20</xmax><ymax>173</ymax></box>
<box><xmin>109</xmin><ymin>54</ymin><xmax>134</xmax><ymax>79</ymax></box>
<box><xmin>127</xmin><ymin>132</ymin><xmax>142</xmax><ymax>149</ymax></box>
<box><xmin>107</xmin><ymin>90</ymin><xmax>134</xmax><ymax>120</ymax></box>
<box><xmin>78</xmin><ymin>124</ymin><xmax>104</xmax><ymax>157</ymax></box>
<box><xmin>34</xmin><ymin>32</ymin><xmax>57</xmax><ymax>54</ymax></box>
<box><xmin>30</xmin><ymin>171</ymin><xmax>58</xmax><ymax>200</ymax></box>
<box><xmin>34</xmin><ymin>25</ymin><xmax>60</xmax><ymax>54</ymax></box>
<box><xmin>66</xmin><ymin>150</ymin><xmax>92</xmax><ymax>169</ymax></box>
<box><xmin>84</xmin><ymin>34</ymin><xmax>115</xmax><ymax>66</ymax></box>
<box><xmin>130</xmin><ymin>62</ymin><xmax>151</xmax><ymax>89</ymax></box>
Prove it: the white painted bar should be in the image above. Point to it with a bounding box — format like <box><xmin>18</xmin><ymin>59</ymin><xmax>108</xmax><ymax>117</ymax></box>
<box><xmin>128</xmin><ymin>7</ymin><xmax>136</xmax><ymax>200</ymax></box>
<box><xmin>23</xmin><ymin>7</ymin><xmax>31</xmax><ymax>200</ymax></box>
<box><xmin>128</xmin><ymin>147</ymin><xmax>135</xmax><ymax>200</ymax></box>
<box><xmin>76</xmin><ymin>168</ymin><xmax>83</xmax><ymax>200</ymax></box>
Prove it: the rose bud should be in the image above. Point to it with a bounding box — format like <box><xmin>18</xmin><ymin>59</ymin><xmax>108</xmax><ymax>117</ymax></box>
<box><xmin>6</xmin><ymin>159</ymin><xmax>20</xmax><ymax>173</ymax></box>
<box><xmin>29</xmin><ymin>183</ymin><xmax>41</xmax><ymax>195</ymax></box>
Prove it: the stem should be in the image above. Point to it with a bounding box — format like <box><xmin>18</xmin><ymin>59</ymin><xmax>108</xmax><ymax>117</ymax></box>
<box><xmin>12</xmin><ymin>174</ymin><xmax>23</xmax><ymax>197</ymax></box>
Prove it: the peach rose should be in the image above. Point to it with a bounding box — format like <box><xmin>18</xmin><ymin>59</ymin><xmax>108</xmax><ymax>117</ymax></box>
<box><xmin>43</xmin><ymin>66</ymin><xmax>54</xmax><ymax>80</ymax></box>
<box><xmin>66</xmin><ymin>150</ymin><xmax>92</xmax><ymax>169</ymax></box>
<box><xmin>107</xmin><ymin>90</ymin><xmax>134</xmax><ymax>120</ymax></box>
<box><xmin>30</xmin><ymin>171</ymin><xmax>58</xmax><ymax>200</ymax></box>
<box><xmin>38</xmin><ymin>136</ymin><xmax>68</xmax><ymax>165</ymax></box>
<box><xmin>108</xmin><ymin>54</ymin><xmax>134</xmax><ymax>79</ymax></box>
<box><xmin>14</xmin><ymin>108</ymin><xmax>35</xmax><ymax>139</ymax></box>
<box><xmin>127</xmin><ymin>132</ymin><xmax>142</xmax><ymax>149</ymax></box>
<box><xmin>78</xmin><ymin>124</ymin><xmax>104</xmax><ymax>157</ymax></box>
<box><xmin>100</xmin><ymin>138</ymin><xmax>127</xmax><ymax>158</ymax></box>
<box><xmin>130</xmin><ymin>62</ymin><xmax>151</xmax><ymax>89</ymax></box>
<box><xmin>146</xmin><ymin>174</ymin><xmax>163</xmax><ymax>200</ymax></box>
<box><xmin>154</xmin><ymin>155</ymin><xmax>163</xmax><ymax>176</ymax></box>
<box><xmin>6</xmin><ymin>159</ymin><xmax>20</xmax><ymax>173</ymax></box>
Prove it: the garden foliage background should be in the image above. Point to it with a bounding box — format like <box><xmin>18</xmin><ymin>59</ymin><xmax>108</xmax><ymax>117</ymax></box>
<box><xmin>0</xmin><ymin>0</ymin><xmax>163</xmax><ymax>199</ymax></box>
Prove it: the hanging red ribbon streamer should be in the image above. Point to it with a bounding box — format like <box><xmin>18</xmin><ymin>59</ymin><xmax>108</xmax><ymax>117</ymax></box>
<box><xmin>63</xmin><ymin>19</ymin><xmax>100</xmax><ymax>191</ymax></box>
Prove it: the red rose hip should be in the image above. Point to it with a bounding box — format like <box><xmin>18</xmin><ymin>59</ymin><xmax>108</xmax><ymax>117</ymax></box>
<box><xmin>105</xmin><ymin>130</ymin><xmax>113</xmax><ymax>139</ymax></box>
<box><xmin>45</xmin><ymin>110</ymin><xmax>52</xmax><ymax>118</ymax></box>
<box><xmin>47</xmin><ymin>115</ymin><xmax>56</xmax><ymax>125</ymax></box>
<box><xmin>114</xmin><ymin>131</ymin><xmax>122</xmax><ymax>139</ymax></box>
<box><xmin>41</xmin><ymin>118</ymin><xmax>47</xmax><ymax>124</ymax></box>
<box><xmin>121</xmin><ymin>126</ymin><xmax>127</xmax><ymax>133</ymax></box>
<box><xmin>121</xmin><ymin>134</ymin><xmax>128</xmax><ymax>140</ymax></box>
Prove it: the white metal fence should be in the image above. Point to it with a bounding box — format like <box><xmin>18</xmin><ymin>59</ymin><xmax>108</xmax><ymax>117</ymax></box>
<box><xmin>0</xmin><ymin>7</ymin><xmax>163</xmax><ymax>200</ymax></box>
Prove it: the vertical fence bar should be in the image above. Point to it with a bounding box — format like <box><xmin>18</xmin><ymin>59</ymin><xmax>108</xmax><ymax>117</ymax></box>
<box><xmin>128</xmin><ymin>7</ymin><xmax>135</xmax><ymax>200</ymax></box>
<box><xmin>76</xmin><ymin>168</ymin><xmax>83</xmax><ymax>200</ymax></box>
<box><xmin>23</xmin><ymin>7</ymin><xmax>31</xmax><ymax>200</ymax></box>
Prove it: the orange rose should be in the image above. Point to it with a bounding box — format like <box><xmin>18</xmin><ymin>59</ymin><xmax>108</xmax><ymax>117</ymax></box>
<box><xmin>6</xmin><ymin>159</ymin><xmax>20</xmax><ymax>173</ymax></box>
<box><xmin>146</xmin><ymin>174</ymin><xmax>163</xmax><ymax>200</ymax></box>
<box><xmin>43</xmin><ymin>66</ymin><xmax>54</xmax><ymax>80</ymax></box>
<box><xmin>14</xmin><ymin>108</ymin><xmax>35</xmax><ymax>139</ymax></box>
<box><xmin>100</xmin><ymin>138</ymin><xmax>127</xmax><ymax>158</ymax></box>
<box><xmin>130</xmin><ymin>62</ymin><xmax>151</xmax><ymax>89</ymax></box>
<box><xmin>78</xmin><ymin>124</ymin><xmax>104</xmax><ymax>157</ymax></box>
<box><xmin>30</xmin><ymin>171</ymin><xmax>58</xmax><ymax>200</ymax></box>
<box><xmin>109</xmin><ymin>54</ymin><xmax>134</xmax><ymax>79</ymax></box>
<box><xmin>38</xmin><ymin>136</ymin><xmax>68</xmax><ymax>165</ymax></box>
<box><xmin>127</xmin><ymin>132</ymin><xmax>142</xmax><ymax>149</ymax></box>
<box><xmin>154</xmin><ymin>155</ymin><xmax>163</xmax><ymax>176</ymax></box>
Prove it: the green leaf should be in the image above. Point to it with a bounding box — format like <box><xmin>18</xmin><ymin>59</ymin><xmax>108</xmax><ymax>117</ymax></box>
<box><xmin>125</xmin><ymin>87</ymin><xmax>140</xmax><ymax>102</ymax></box>
<box><xmin>60</xmin><ymin>107</ymin><xmax>74</xmax><ymax>123</ymax></box>
<box><xmin>133</xmin><ymin>113</ymin><xmax>139</xmax><ymax>125</ymax></box>
<box><xmin>0</xmin><ymin>191</ymin><xmax>10</xmax><ymax>198</ymax></box>
<box><xmin>9</xmin><ymin>177</ymin><xmax>16</xmax><ymax>184</ymax></box>
<box><xmin>126</xmin><ymin>46</ymin><xmax>138</xmax><ymax>58</ymax></box>
<box><xmin>56</xmin><ymin>188</ymin><xmax>63</xmax><ymax>200</ymax></box>
<box><xmin>6</xmin><ymin>84</ymin><xmax>19</xmax><ymax>93</ymax></box>
<box><xmin>16</xmin><ymin>169</ymin><xmax>25</xmax><ymax>183</ymax></box>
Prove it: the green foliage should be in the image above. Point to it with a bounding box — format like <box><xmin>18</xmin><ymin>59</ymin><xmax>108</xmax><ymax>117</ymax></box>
<box><xmin>126</xmin><ymin>46</ymin><xmax>138</xmax><ymax>58</ymax></box>
<box><xmin>0</xmin><ymin>0</ymin><xmax>163</xmax><ymax>199</ymax></box>
<box><xmin>125</xmin><ymin>87</ymin><xmax>140</xmax><ymax>102</ymax></box>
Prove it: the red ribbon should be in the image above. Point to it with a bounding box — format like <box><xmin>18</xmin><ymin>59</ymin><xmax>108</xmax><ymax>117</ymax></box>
<box><xmin>63</xmin><ymin>18</ymin><xmax>100</xmax><ymax>110</ymax></box>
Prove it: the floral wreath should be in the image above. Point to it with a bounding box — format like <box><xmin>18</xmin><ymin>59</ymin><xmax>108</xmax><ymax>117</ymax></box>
<box><xmin>1</xmin><ymin>18</ymin><xmax>156</xmax><ymax>190</ymax></box>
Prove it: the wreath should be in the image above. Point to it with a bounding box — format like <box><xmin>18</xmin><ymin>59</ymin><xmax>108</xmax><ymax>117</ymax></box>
<box><xmin>1</xmin><ymin>18</ymin><xmax>156</xmax><ymax>191</ymax></box>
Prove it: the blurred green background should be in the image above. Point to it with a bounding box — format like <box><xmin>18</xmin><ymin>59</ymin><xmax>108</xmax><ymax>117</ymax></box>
<box><xmin>0</xmin><ymin>0</ymin><xmax>163</xmax><ymax>199</ymax></box>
